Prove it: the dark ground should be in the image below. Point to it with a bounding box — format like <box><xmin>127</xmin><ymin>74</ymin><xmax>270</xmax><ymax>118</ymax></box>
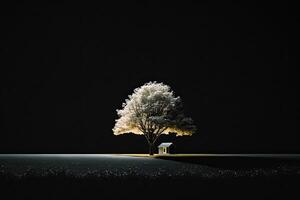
<box><xmin>1</xmin><ymin>154</ymin><xmax>300</xmax><ymax>199</ymax></box>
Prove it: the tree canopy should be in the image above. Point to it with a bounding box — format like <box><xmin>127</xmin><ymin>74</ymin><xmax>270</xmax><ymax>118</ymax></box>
<box><xmin>113</xmin><ymin>82</ymin><xmax>196</xmax><ymax>154</ymax></box>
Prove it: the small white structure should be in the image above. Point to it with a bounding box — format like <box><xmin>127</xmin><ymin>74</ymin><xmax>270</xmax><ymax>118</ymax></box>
<box><xmin>158</xmin><ymin>142</ymin><xmax>173</xmax><ymax>155</ymax></box>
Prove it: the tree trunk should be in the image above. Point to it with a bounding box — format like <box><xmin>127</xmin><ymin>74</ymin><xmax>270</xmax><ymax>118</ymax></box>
<box><xmin>149</xmin><ymin>143</ymin><xmax>154</xmax><ymax>156</ymax></box>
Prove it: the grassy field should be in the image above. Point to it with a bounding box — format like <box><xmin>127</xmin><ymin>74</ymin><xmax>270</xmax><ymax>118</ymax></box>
<box><xmin>1</xmin><ymin>154</ymin><xmax>300</xmax><ymax>199</ymax></box>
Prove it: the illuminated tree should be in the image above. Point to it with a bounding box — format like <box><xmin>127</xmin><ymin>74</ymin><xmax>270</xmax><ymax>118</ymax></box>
<box><xmin>113</xmin><ymin>82</ymin><xmax>196</xmax><ymax>155</ymax></box>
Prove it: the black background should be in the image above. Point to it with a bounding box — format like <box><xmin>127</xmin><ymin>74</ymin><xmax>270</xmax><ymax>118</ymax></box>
<box><xmin>1</xmin><ymin>1</ymin><xmax>299</xmax><ymax>153</ymax></box>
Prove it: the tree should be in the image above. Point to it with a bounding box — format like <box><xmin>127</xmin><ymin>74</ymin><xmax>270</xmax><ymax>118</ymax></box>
<box><xmin>113</xmin><ymin>82</ymin><xmax>196</xmax><ymax>155</ymax></box>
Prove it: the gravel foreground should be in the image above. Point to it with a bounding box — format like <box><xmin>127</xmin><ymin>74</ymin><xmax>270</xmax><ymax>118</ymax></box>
<box><xmin>1</xmin><ymin>154</ymin><xmax>300</xmax><ymax>199</ymax></box>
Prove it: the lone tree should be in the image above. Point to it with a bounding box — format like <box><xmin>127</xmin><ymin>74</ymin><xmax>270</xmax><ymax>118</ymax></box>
<box><xmin>113</xmin><ymin>82</ymin><xmax>196</xmax><ymax>155</ymax></box>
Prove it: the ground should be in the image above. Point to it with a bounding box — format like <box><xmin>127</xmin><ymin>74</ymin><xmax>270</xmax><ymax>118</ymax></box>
<box><xmin>1</xmin><ymin>154</ymin><xmax>300</xmax><ymax>199</ymax></box>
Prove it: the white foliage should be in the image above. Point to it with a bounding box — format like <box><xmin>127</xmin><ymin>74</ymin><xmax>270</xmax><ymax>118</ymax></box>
<box><xmin>113</xmin><ymin>82</ymin><xmax>196</xmax><ymax>143</ymax></box>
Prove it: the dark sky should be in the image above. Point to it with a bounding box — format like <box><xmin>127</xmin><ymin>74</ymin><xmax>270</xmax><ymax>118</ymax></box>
<box><xmin>1</xmin><ymin>2</ymin><xmax>299</xmax><ymax>153</ymax></box>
